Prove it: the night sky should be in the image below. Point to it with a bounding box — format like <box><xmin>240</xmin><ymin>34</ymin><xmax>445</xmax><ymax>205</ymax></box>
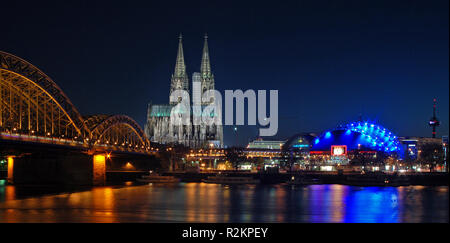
<box><xmin>2</xmin><ymin>0</ymin><xmax>448</xmax><ymax>146</ymax></box>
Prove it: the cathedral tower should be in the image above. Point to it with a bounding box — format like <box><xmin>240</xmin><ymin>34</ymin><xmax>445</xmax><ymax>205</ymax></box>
<box><xmin>200</xmin><ymin>34</ymin><xmax>215</xmax><ymax>104</ymax></box>
<box><xmin>170</xmin><ymin>34</ymin><xmax>189</xmax><ymax>104</ymax></box>
<box><xmin>199</xmin><ymin>34</ymin><xmax>223</xmax><ymax>147</ymax></box>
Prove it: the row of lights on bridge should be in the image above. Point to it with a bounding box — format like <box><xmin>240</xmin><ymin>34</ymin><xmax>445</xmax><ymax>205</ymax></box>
<box><xmin>4</xmin><ymin>129</ymin><xmax>219</xmax><ymax>153</ymax></box>
<box><xmin>5</xmin><ymin>128</ymin><xmax>151</xmax><ymax>151</ymax></box>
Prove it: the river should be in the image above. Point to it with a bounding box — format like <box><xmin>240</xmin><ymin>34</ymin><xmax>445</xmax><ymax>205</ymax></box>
<box><xmin>0</xmin><ymin>180</ymin><xmax>448</xmax><ymax>223</ymax></box>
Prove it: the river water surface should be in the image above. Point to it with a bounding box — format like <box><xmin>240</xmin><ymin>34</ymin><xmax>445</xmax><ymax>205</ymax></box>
<box><xmin>0</xmin><ymin>180</ymin><xmax>448</xmax><ymax>223</ymax></box>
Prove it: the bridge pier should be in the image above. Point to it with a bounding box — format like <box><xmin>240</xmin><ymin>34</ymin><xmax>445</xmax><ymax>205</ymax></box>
<box><xmin>7</xmin><ymin>156</ymin><xmax>14</xmax><ymax>184</ymax></box>
<box><xmin>7</xmin><ymin>150</ymin><xmax>106</xmax><ymax>186</ymax></box>
<box><xmin>93</xmin><ymin>154</ymin><xmax>106</xmax><ymax>186</ymax></box>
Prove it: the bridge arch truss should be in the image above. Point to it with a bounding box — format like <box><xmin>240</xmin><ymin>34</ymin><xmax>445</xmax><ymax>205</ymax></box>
<box><xmin>1</xmin><ymin>51</ymin><xmax>151</xmax><ymax>153</ymax></box>
<box><xmin>85</xmin><ymin>115</ymin><xmax>150</xmax><ymax>151</ymax></box>
<box><xmin>0</xmin><ymin>51</ymin><xmax>88</xmax><ymax>140</ymax></box>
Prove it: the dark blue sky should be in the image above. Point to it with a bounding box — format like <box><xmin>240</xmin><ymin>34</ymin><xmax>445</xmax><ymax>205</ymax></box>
<box><xmin>2</xmin><ymin>0</ymin><xmax>448</xmax><ymax>146</ymax></box>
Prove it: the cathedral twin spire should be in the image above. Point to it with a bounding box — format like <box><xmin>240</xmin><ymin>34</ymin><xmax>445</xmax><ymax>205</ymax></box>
<box><xmin>200</xmin><ymin>34</ymin><xmax>212</xmax><ymax>77</ymax></box>
<box><xmin>147</xmin><ymin>34</ymin><xmax>223</xmax><ymax>148</ymax></box>
<box><xmin>170</xmin><ymin>34</ymin><xmax>213</xmax><ymax>98</ymax></box>
<box><xmin>174</xmin><ymin>34</ymin><xmax>187</xmax><ymax>79</ymax></box>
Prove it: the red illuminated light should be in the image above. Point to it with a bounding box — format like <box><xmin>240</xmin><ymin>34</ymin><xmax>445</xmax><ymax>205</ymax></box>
<box><xmin>331</xmin><ymin>145</ymin><xmax>347</xmax><ymax>156</ymax></box>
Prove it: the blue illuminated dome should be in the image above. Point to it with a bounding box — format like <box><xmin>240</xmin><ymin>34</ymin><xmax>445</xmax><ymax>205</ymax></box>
<box><xmin>311</xmin><ymin>121</ymin><xmax>401</xmax><ymax>154</ymax></box>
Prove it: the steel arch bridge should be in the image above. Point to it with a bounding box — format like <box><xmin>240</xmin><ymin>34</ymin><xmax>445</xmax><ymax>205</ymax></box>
<box><xmin>85</xmin><ymin>114</ymin><xmax>147</xmax><ymax>149</ymax></box>
<box><xmin>0</xmin><ymin>51</ymin><xmax>150</xmax><ymax>153</ymax></box>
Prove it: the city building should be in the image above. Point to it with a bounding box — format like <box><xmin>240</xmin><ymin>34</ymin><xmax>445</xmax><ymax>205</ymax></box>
<box><xmin>307</xmin><ymin>121</ymin><xmax>402</xmax><ymax>171</ymax></box>
<box><xmin>247</xmin><ymin>138</ymin><xmax>286</xmax><ymax>150</ymax></box>
<box><xmin>283</xmin><ymin>133</ymin><xmax>317</xmax><ymax>152</ymax></box>
<box><xmin>182</xmin><ymin>118</ymin><xmax>448</xmax><ymax>172</ymax></box>
<box><xmin>144</xmin><ymin>35</ymin><xmax>223</xmax><ymax>148</ymax></box>
<box><xmin>399</xmin><ymin>136</ymin><xmax>445</xmax><ymax>161</ymax></box>
<box><xmin>281</xmin><ymin>133</ymin><xmax>317</xmax><ymax>170</ymax></box>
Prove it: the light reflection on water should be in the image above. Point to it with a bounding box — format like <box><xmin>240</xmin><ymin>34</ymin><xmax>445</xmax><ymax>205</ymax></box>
<box><xmin>0</xmin><ymin>181</ymin><xmax>448</xmax><ymax>223</ymax></box>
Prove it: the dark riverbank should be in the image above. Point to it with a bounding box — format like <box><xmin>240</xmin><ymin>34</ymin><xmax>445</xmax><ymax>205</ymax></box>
<box><xmin>3</xmin><ymin>171</ymin><xmax>448</xmax><ymax>187</ymax></box>
<box><xmin>169</xmin><ymin>171</ymin><xmax>449</xmax><ymax>186</ymax></box>
<box><xmin>106</xmin><ymin>171</ymin><xmax>449</xmax><ymax>186</ymax></box>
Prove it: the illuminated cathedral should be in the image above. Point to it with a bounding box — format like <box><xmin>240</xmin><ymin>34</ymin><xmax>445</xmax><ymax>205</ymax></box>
<box><xmin>144</xmin><ymin>35</ymin><xmax>223</xmax><ymax>148</ymax></box>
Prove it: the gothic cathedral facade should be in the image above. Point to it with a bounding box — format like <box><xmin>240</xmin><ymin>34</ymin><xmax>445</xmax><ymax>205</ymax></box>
<box><xmin>144</xmin><ymin>35</ymin><xmax>223</xmax><ymax>148</ymax></box>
